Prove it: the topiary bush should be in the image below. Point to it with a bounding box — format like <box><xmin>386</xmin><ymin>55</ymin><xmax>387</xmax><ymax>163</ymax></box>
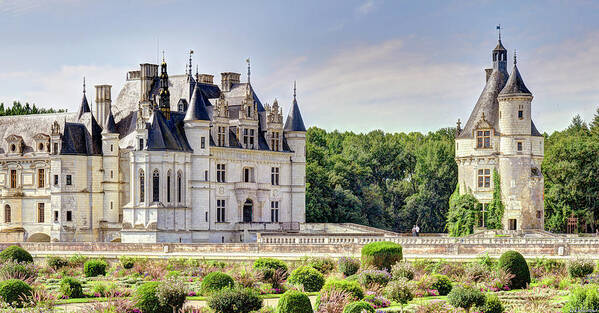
<box><xmin>338</xmin><ymin>256</ymin><xmax>361</xmax><ymax>277</ymax></box>
<box><xmin>0</xmin><ymin>279</ymin><xmax>32</xmax><ymax>308</ymax></box>
<box><xmin>207</xmin><ymin>287</ymin><xmax>263</xmax><ymax>313</ymax></box>
<box><xmin>276</xmin><ymin>290</ymin><xmax>314</xmax><ymax>313</ymax></box>
<box><xmin>201</xmin><ymin>271</ymin><xmax>235</xmax><ymax>295</ymax></box>
<box><xmin>431</xmin><ymin>274</ymin><xmax>453</xmax><ymax>296</ymax></box>
<box><xmin>478</xmin><ymin>294</ymin><xmax>504</xmax><ymax>313</ymax></box>
<box><xmin>119</xmin><ymin>256</ymin><xmax>135</xmax><ymax>269</ymax></box>
<box><xmin>287</xmin><ymin>265</ymin><xmax>325</xmax><ymax>292</ymax></box>
<box><xmin>343</xmin><ymin>300</ymin><xmax>375</xmax><ymax>313</ymax></box>
<box><xmin>253</xmin><ymin>257</ymin><xmax>288</xmax><ymax>273</ymax></box>
<box><xmin>357</xmin><ymin>269</ymin><xmax>391</xmax><ymax>286</ymax></box>
<box><xmin>447</xmin><ymin>286</ymin><xmax>485</xmax><ymax>313</ymax></box>
<box><xmin>135</xmin><ymin>281</ymin><xmax>171</xmax><ymax>313</ymax></box>
<box><xmin>568</xmin><ymin>259</ymin><xmax>595</xmax><ymax>279</ymax></box>
<box><xmin>0</xmin><ymin>245</ymin><xmax>33</xmax><ymax>263</ymax></box>
<box><xmin>84</xmin><ymin>259</ymin><xmax>108</xmax><ymax>277</ymax></box>
<box><xmin>498</xmin><ymin>251</ymin><xmax>530</xmax><ymax>289</ymax></box>
<box><xmin>391</xmin><ymin>262</ymin><xmax>415</xmax><ymax>280</ymax></box>
<box><xmin>47</xmin><ymin>256</ymin><xmax>68</xmax><ymax>270</ymax></box>
<box><xmin>361</xmin><ymin>241</ymin><xmax>403</xmax><ymax>271</ymax></box>
<box><xmin>60</xmin><ymin>277</ymin><xmax>84</xmax><ymax>299</ymax></box>
<box><xmin>308</xmin><ymin>257</ymin><xmax>336</xmax><ymax>275</ymax></box>
<box><xmin>562</xmin><ymin>286</ymin><xmax>599</xmax><ymax>313</ymax></box>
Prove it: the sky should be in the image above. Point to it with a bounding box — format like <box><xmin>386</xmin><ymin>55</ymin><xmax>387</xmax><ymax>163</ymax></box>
<box><xmin>0</xmin><ymin>0</ymin><xmax>598</xmax><ymax>134</ymax></box>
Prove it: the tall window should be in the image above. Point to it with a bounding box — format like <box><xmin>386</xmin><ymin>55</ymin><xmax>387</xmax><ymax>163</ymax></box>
<box><xmin>518</xmin><ymin>110</ymin><xmax>523</xmax><ymax>119</ymax></box>
<box><xmin>243</xmin><ymin>129</ymin><xmax>249</xmax><ymax>147</ymax></box>
<box><xmin>139</xmin><ymin>170</ymin><xmax>145</xmax><ymax>202</ymax></box>
<box><xmin>201</xmin><ymin>137</ymin><xmax>206</xmax><ymax>149</ymax></box>
<box><xmin>271</xmin><ymin>132</ymin><xmax>280</xmax><ymax>151</ymax></box>
<box><xmin>271</xmin><ymin>167</ymin><xmax>280</xmax><ymax>185</ymax></box>
<box><xmin>217</xmin><ymin>164</ymin><xmax>226</xmax><ymax>183</ymax></box>
<box><xmin>38</xmin><ymin>169</ymin><xmax>44</xmax><ymax>188</ymax></box>
<box><xmin>477</xmin><ymin>169</ymin><xmax>491</xmax><ymax>188</ymax></box>
<box><xmin>152</xmin><ymin>170</ymin><xmax>160</xmax><ymax>202</ymax></box>
<box><xmin>271</xmin><ymin>201</ymin><xmax>279</xmax><ymax>222</ymax></box>
<box><xmin>37</xmin><ymin>203</ymin><xmax>45</xmax><ymax>223</ymax></box>
<box><xmin>167</xmin><ymin>171</ymin><xmax>172</xmax><ymax>203</ymax></box>
<box><xmin>243</xmin><ymin>168</ymin><xmax>253</xmax><ymax>183</ymax></box>
<box><xmin>517</xmin><ymin>141</ymin><xmax>523</xmax><ymax>152</ymax></box>
<box><xmin>10</xmin><ymin>170</ymin><xmax>16</xmax><ymax>188</ymax></box>
<box><xmin>4</xmin><ymin>205</ymin><xmax>10</xmax><ymax>223</ymax></box>
<box><xmin>476</xmin><ymin>130</ymin><xmax>491</xmax><ymax>148</ymax></box>
<box><xmin>66</xmin><ymin>175</ymin><xmax>72</xmax><ymax>185</ymax></box>
<box><xmin>54</xmin><ymin>175</ymin><xmax>58</xmax><ymax>186</ymax></box>
<box><xmin>249</xmin><ymin>129</ymin><xmax>255</xmax><ymax>148</ymax></box>
<box><xmin>139</xmin><ymin>138</ymin><xmax>144</xmax><ymax>150</ymax></box>
<box><xmin>177</xmin><ymin>171</ymin><xmax>182</xmax><ymax>203</ymax></box>
<box><xmin>66</xmin><ymin>210</ymin><xmax>72</xmax><ymax>222</ymax></box>
<box><xmin>217</xmin><ymin>199</ymin><xmax>226</xmax><ymax>222</ymax></box>
<box><xmin>217</xmin><ymin>126</ymin><xmax>226</xmax><ymax>146</ymax></box>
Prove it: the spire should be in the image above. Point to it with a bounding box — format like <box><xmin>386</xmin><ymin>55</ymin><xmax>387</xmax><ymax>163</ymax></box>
<box><xmin>83</xmin><ymin>76</ymin><xmax>86</xmax><ymax>95</ymax></box>
<box><xmin>499</xmin><ymin>53</ymin><xmax>532</xmax><ymax>96</ymax></box>
<box><xmin>184</xmin><ymin>83</ymin><xmax>211</xmax><ymax>122</ymax></box>
<box><xmin>159</xmin><ymin>54</ymin><xmax>171</xmax><ymax>119</ymax></box>
<box><xmin>102</xmin><ymin>109</ymin><xmax>117</xmax><ymax>134</ymax></box>
<box><xmin>284</xmin><ymin>81</ymin><xmax>306</xmax><ymax>132</ymax></box>
<box><xmin>246</xmin><ymin>58</ymin><xmax>251</xmax><ymax>84</ymax></box>
<box><xmin>188</xmin><ymin>50</ymin><xmax>194</xmax><ymax>76</ymax></box>
<box><xmin>77</xmin><ymin>77</ymin><xmax>91</xmax><ymax>120</ymax></box>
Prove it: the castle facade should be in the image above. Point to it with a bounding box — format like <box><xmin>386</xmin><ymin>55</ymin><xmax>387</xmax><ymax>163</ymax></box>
<box><xmin>0</xmin><ymin>59</ymin><xmax>307</xmax><ymax>243</ymax></box>
<box><xmin>455</xmin><ymin>37</ymin><xmax>544</xmax><ymax>231</ymax></box>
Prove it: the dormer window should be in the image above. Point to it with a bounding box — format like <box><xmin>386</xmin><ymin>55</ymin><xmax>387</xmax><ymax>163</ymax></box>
<box><xmin>33</xmin><ymin>133</ymin><xmax>50</xmax><ymax>153</ymax></box>
<box><xmin>476</xmin><ymin>130</ymin><xmax>491</xmax><ymax>149</ymax></box>
<box><xmin>5</xmin><ymin>134</ymin><xmax>24</xmax><ymax>155</ymax></box>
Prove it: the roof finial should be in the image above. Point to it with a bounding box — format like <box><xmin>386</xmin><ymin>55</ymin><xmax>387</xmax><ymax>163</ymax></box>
<box><xmin>162</xmin><ymin>50</ymin><xmax>165</xmax><ymax>63</ymax></box>
<box><xmin>83</xmin><ymin>77</ymin><xmax>86</xmax><ymax>95</ymax></box>
<box><xmin>514</xmin><ymin>49</ymin><xmax>517</xmax><ymax>65</ymax></box>
<box><xmin>188</xmin><ymin>50</ymin><xmax>194</xmax><ymax>75</ymax></box>
<box><xmin>246</xmin><ymin>57</ymin><xmax>251</xmax><ymax>84</ymax></box>
<box><xmin>496</xmin><ymin>24</ymin><xmax>502</xmax><ymax>41</ymax></box>
<box><xmin>196</xmin><ymin>65</ymin><xmax>199</xmax><ymax>77</ymax></box>
<box><xmin>293</xmin><ymin>81</ymin><xmax>297</xmax><ymax>100</ymax></box>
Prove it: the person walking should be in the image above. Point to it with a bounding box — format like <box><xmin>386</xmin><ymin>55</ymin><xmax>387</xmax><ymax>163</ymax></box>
<box><xmin>415</xmin><ymin>224</ymin><xmax>420</xmax><ymax>237</ymax></box>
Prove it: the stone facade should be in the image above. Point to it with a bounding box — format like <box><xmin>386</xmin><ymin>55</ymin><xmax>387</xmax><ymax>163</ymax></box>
<box><xmin>0</xmin><ymin>59</ymin><xmax>307</xmax><ymax>243</ymax></box>
<box><xmin>455</xmin><ymin>37</ymin><xmax>544</xmax><ymax>231</ymax></box>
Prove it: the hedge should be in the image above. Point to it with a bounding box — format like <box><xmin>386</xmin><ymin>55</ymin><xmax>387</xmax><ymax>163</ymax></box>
<box><xmin>361</xmin><ymin>241</ymin><xmax>403</xmax><ymax>270</ymax></box>
<box><xmin>498</xmin><ymin>251</ymin><xmax>530</xmax><ymax>289</ymax></box>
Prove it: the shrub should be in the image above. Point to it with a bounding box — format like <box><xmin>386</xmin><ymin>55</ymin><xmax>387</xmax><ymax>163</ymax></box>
<box><xmin>316</xmin><ymin>279</ymin><xmax>364</xmax><ymax>308</ymax></box>
<box><xmin>357</xmin><ymin>269</ymin><xmax>391</xmax><ymax>286</ymax></box>
<box><xmin>60</xmin><ymin>277</ymin><xmax>84</xmax><ymax>299</ymax></box>
<box><xmin>276</xmin><ymin>290</ymin><xmax>313</xmax><ymax>313</ymax></box>
<box><xmin>414</xmin><ymin>300</ymin><xmax>456</xmax><ymax>313</ymax></box>
<box><xmin>84</xmin><ymin>259</ymin><xmax>108</xmax><ymax>277</ymax></box>
<box><xmin>253</xmin><ymin>257</ymin><xmax>288</xmax><ymax>273</ymax></box>
<box><xmin>316</xmin><ymin>289</ymin><xmax>353</xmax><ymax>313</ymax></box>
<box><xmin>135</xmin><ymin>281</ymin><xmax>171</xmax><ymax>313</ymax></box>
<box><xmin>156</xmin><ymin>278</ymin><xmax>188</xmax><ymax>313</ymax></box>
<box><xmin>119</xmin><ymin>256</ymin><xmax>135</xmax><ymax>269</ymax></box>
<box><xmin>338</xmin><ymin>257</ymin><xmax>361</xmax><ymax>277</ymax></box>
<box><xmin>343</xmin><ymin>300</ymin><xmax>375</xmax><ymax>313</ymax></box>
<box><xmin>254</xmin><ymin>257</ymin><xmax>289</xmax><ymax>284</ymax></box>
<box><xmin>47</xmin><ymin>256</ymin><xmax>69</xmax><ymax>270</ymax></box>
<box><xmin>0</xmin><ymin>260</ymin><xmax>38</xmax><ymax>283</ymax></box>
<box><xmin>568</xmin><ymin>259</ymin><xmax>595</xmax><ymax>279</ymax></box>
<box><xmin>68</xmin><ymin>253</ymin><xmax>89</xmax><ymax>266</ymax></box>
<box><xmin>0</xmin><ymin>279</ymin><xmax>32</xmax><ymax>308</ymax></box>
<box><xmin>478</xmin><ymin>294</ymin><xmax>504</xmax><ymax>313</ymax></box>
<box><xmin>447</xmin><ymin>286</ymin><xmax>485</xmax><ymax>313</ymax></box>
<box><xmin>361</xmin><ymin>241</ymin><xmax>403</xmax><ymax>271</ymax></box>
<box><xmin>92</xmin><ymin>282</ymin><xmax>114</xmax><ymax>297</ymax></box>
<box><xmin>207</xmin><ymin>287</ymin><xmax>263</xmax><ymax>313</ymax></box>
<box><xmin>562</xmin><ymin>286</ymin><xmax>599</xmax><ymax>313</ymax></box>
<box><xmin>308</xmin><ymin>257</ymin><xmax>336</xmax><ymax>275</ymax></box>
<box><xmin>465</xmin><ymin>262</ymin><xmax>488</xmax><ymax>283</ymax></box>
<box><xmin>363</xmin><ymin>293</ymin><xmax>391</xmax><ymax>309</ymax></box>
<box><xmin>498</xmin><ymin>251</ymin><xmax>530</xmax><ymax>289</ymax></box>
<box><xmin>0</xmin><ymin>245</ymin><xmax>33</xmax><ymax>263</ymax></box>
<box><xmin>201</xmin><ymin>271</ymin><xmax>235</xmax><ymax>295</ymax></box>
<box><xmin>431</xmin><ymin>274</ymin><xmax>453</xmax><ymax>296</ymax></box>
<box><xmin>391</xmin><ymin>262</ymin><xmax>415</xmax><ymax>280</ymax></box>
<box><xmin>384</xmin><ymin>278</ymin><xmax>413</xmax><ymax>309</ymax></box>
<box><xmin>287</xmin><ymin>265</ymin><xmax>325</xmax><ymax>292</ymax></box>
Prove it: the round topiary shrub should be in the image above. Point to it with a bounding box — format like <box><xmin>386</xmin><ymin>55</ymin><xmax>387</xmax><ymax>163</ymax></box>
<box><xmin>60</xmin><ymin>277</ymin><xmax>84</xmax><ymax>299</ymax></box>
<box><xmin>391</xmin><ymin>262</ymin><xmax>415</xmax><ymax>280</ymax></box>
<box><xmin>47</xmin><ymin>256</ymin><xmax>68</xmax><ymax>270</ymax></box>
<box><xmin>568</xmin><ymin>259</ymin><xmax>595</xmax><ymax>279</ymax></box>
<box><xmin>207</xmin><ymin>287</ymin><xmax>263</xmax><ymax>313</ymax></box>
<box><xmin>0</xmin><ymin>245</ymin><xmax>33</xmax><ymax>263</ymax></box>
<box><xmin>0</xmin><ymin>279</ymin><xmax>32</xmax><ymax>308</ymax></box>
<box><xmin>338</xmin><ymin>257</ymin><xmax>361</xmax><ymax>277</ymax></box>
<box><xmin>201</xmin><ymin>271</ymin><xmax>235</xmax><ymax>295</ymax></box>
<box><xmin>316</xmin><ymin>279</ymin><xmax>364</xmax><ymax>308</ymax></box>
<box><xmin>478</xmin><ymin>294</ymin><xmax>504</xmax><ymax>313</ymax></box>
<box><xmin>119</xmin><ymin>256</ymin><xmax>135</xmax><ymax>269</ymax></box>
<box><xmin>287</xmin><ymin>265</ymin><xmax>325</xmax><ymax>292</ymax></box>
<box><xmin>135</xmin><ymin>281</ymin><xmax>171</xmax><ymax>313</ymax></box>
<box><xmin>277</xmin><ymin>290</ymin><xmax>314</xmax><ymax>313</ymax></box>
<box><xmin>431</xmin><ymin>274</ymin><xmax>453</xmax><ymax>296</ymax></box>
<box><xmin>361</xmin><ymin>241</ymin><xmax>403</xmax><ymax>271</ymax></box>
<box><xmin>343</xmin><ymin>300</ymin><xmax>375</xmax><ymax>313</ymax></box>
<box><xmin>447</xmin><ymin>286</ymin><xmax>485</xmax><ymax>313</ymax></box>
<box><xmin>498</xmin><ymin>251</ymin><xmax>530</xmax><ymax>289</ymax></box>
<box><xmin>84</xmin><ymin>259</ymin><xmax>108</xmax><ymax>277</ymax></box>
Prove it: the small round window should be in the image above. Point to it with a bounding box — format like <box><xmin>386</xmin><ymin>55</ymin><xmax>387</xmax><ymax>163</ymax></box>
<box><xmin>10</xmin><ymin>144</ymin><xmax>16</xmax><ymax>152</ymax></box>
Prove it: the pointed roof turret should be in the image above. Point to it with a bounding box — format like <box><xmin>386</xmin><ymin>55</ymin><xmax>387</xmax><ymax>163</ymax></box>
<box><xmin>284</xmin><ymin>81</ymin><xmax>306</xmax><ymax>132</ymax></box>
<box><xmin>499</xmin><ymin>53</ymin><xmax>532</xmax><ymax>96</ymax></box>
<box><xmin>184</xmin><ymin>83</ymin><xmax>211</xmax><ymax>121</ymax></box>
<box><xmin>102</xmin><ymin>109</ymin><xmax>117</xmax><ymax>134</ymax></box>
<box><xmin>77</xmin><ymin>77</ymin><xmax>91</xmax><ymax>120</ymax></box>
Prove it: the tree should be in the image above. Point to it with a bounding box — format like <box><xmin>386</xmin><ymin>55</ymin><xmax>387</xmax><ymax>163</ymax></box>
<box><xmin>446</xmin><ymin>184</ymin><xmax>481</xmax><ymax>237</ymax></box>
<box><xmin>486</xmin><ymin>169</ymin><xmax>504</xmax><ymax>229</ymax></box>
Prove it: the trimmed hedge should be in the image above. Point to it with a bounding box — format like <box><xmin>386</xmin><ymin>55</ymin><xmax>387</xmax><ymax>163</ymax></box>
<box><xmin>432</xmin><ymin>274</ymin><xmax>453</xmax><ymax>296</ymax></box>
<box><xmin>60</xmin><ymin>277</ymin><xmax>84</xmax><ymax>299</ymax></box>
<box><xmin>84</xmin><ymin>259</ymin><xmax>108</xmax><ymax>277</ymax></box>
<box><xmin>287</xmin><ymin>265</ymin><xmax>325</xmax><ymax>292</ymax></box>
<box><xmin>498</xmin><ymin>251</ymin><xmax>530</xmax><ymax>289</ymax></box>
<box><xmin>0</xmin><ymin>245</ymin><xmax>33</xmax><ymax>263</ymax></box>
<box><xmin>0</xmin><ymin>279</ymin><xmax>32</xmax><ymax>308</ymax></box>
<box><xmin>343</xmin><ymin>300</ymin><xmax>375</xmax><ymax>313</ymax></box>
<box><xmin>201</xmin><ymin>271</ymin><xmax>235</xmax><ymax>295</ymax></box>
<box><xmin>277</xmin><ymin>290</ymin><xmax>314</xmax><ymax>313</ymax></box>
<box><xmin>207</xmin><ymin>287</ymin><xmax>263</xmax><ymax>313</ymax></box>
<box><xmin>361</xmin><ymin>241</ymin><xmax>403</xmax><ymax>270</ymax></box>
<box><xmin>135</xmin><ymin>281</ymin><xmax>171</xmax><ymax>313</ymax></box>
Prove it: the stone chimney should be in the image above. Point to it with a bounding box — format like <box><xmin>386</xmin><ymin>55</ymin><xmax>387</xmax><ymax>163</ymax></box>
<box><xmin>140</xmin><ymin>63</ymin><xmax>159</xmax><ymax>102</ymax></box>
<box><xmin>221</xmin><ymin>72</ymin><xmax>240</xmax><ymax>92</ymax></box>
<box><xmin>95</xmin><ymin>85</ymin><xmax>112</xmax><ymax>127</ymax></box>
<box><xmin>198</xmin><ymin>74</ymin><xmax>214</xmax><ymax>85</ymax></box>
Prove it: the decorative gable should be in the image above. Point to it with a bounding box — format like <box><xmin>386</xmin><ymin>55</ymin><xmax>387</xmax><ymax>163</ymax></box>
<box><xmin>5</xmin><ymin>134</ymin><xmax>24</xmax><ymax>154</ymax></box>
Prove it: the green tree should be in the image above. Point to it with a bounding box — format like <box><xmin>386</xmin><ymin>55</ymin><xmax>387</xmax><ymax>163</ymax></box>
<box><xmin>486</xmin><ymin>169</ymin><xmax>504</xmax><ymax>229</ymax></box>
<box><xmin>446</xmin><ymin>184</ymin><xmax>481</xmax><ymax>236</ymax></box>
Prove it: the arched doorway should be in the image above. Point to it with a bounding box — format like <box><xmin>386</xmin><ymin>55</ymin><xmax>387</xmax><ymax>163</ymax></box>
<box><xmin>243</xmin><ymin>199</ymin><xmax>253</xmax><ymax>223</ymax></box>
<box><xmin>27</xmin><ymin>233</ymin><xmax>51</xmax><ymax>242</ymax></box>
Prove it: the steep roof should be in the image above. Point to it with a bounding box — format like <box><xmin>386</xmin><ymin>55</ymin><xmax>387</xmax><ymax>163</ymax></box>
<box><xmin>77</xmin><ymin>94</ymin><xmax>91</xmax><ymax>120</ymax></box>
<box><xmin>284</xmin><ymin>96</ymin><xmax>306</xmax><ymax>132</ymax></box>
<box><xmin>184</xmin><ymin>83</ymin><xmax>211</xmax><ymax>121</ymax></box>
<box><xmin>102</xmin><ymin>110</ymin><xmax>117</xmax><ymax>134</ymax></box>
<box><xmin>147</xmin><ymin>110</ymin><xmax>191</xmax><ymax>151</ymax></box>
<box><xmin>499</xmin><ymin>63</ymin><xmax>531</xmax><ymax>96</ymax></box>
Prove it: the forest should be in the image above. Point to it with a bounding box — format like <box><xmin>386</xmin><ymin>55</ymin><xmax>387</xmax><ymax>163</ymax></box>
<box><xmin>0</xmin><ymin>101</ymin><xmax>66</xmax><ymax>116</ymax></box>
<box><xmin>306</xmin><ymin>108</ymin><xmax>599</xmax><ymax>234</ymax></box>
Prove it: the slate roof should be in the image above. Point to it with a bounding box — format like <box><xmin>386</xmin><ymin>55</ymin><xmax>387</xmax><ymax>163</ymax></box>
<box><xmin>499</xmin><ymin>63</ymin><xmax>532</xmax><ymax>96</ymax></box>
<box><xmin>184</xmin><ymin>83</ymin><xmax>211</xmax><ymax>121</ymax></box>
<box><xmin>77</xmin><ymin>94</ymin><xmax>91</xmax><ymax>120</ymax></box>
<box><xmin>147</xmin><ymin>111</ymin><xmax>191</xmax><ymax>151</ymax></box>
<box><xmin>284</xmin><ymin>97</ymin><xmax>307</xmax><ymax>132</ymax></box>
<box><xmin>102</xmin><ymin>110</ymin><xmax>117</xmax><ymax>134</ymax></box>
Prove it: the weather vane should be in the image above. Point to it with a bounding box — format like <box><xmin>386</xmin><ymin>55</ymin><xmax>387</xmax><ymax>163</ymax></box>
<box><xmin>497</xmin><ymin>24</ymin><xmax>502</xmax><ymax>41</ymax></box>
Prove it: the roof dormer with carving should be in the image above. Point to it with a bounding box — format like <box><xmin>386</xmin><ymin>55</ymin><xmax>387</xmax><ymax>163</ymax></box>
<box><xmin>239</xmin><ymin>85</ymin><xmax>258</xmax><ymax>121</ymax></box>
<box><xmin>266</xmin><ymin>99</ymin><xmax>283</xmax><ymax>125</ymax></box>
<box><xmin>214</xmin><ymin>92</ymin><xmax>230</xmax><ymax>119</ymax></box>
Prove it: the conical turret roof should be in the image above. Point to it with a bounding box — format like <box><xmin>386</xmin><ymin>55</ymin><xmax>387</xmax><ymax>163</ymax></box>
<box><xmin>77</xmin><ymin>94</ymin><xmax>91</xmax><ymax>120</ymax></box>
<box><xmin>499</xmin><ymin>63</ymin><xmax>531</xmax><ymax>96</ymax></box>
<box><xmin>184</xmin><ymin>83</ymin><xmax>211</xmax><ymax>121</ymax></box>
<box><xmin>284</xmin><ymin>97</ymin><xmax>306</xmax><ymax>132</ymax></box>
<box><xmin>102</xmin><ymin>110</ymin><xmax>117</xmax><ymax>134</ymax></box>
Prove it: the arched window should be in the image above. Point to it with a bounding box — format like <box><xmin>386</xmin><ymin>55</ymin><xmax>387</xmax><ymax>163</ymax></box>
<box><xmin>177</xmin><ymin>171</ymin><xmax>182</xmax><ymax>203</ymax></box>
<box><xmin>152</xmin><ymin>169</ymin><xmax>160</xmax><ymax>202</ymax></box>
<box><xmin>139</xmin><ymin>169</ymin><xmax>145</xmax><ymax>202</ymax></box>
<box><xmin>4</xmin><ymin>205</ymin><xmax>11</xmax><ymax>223</ymax></box>
<box><xmin>167</xmin><ymin>170</ymin><xmax>172</xmax><ymax>203</ymax></box>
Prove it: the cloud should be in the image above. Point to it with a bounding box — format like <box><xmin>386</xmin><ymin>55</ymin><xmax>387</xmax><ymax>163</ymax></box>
<box><xmin>0</xmin><ymin>0</ymin><xmax>82</xmax><ymax>17</ymax></box>
<box><xmin>356</xmin><ymin>0</ymin><xmax>377</xmax><ymax>15</ymax></box>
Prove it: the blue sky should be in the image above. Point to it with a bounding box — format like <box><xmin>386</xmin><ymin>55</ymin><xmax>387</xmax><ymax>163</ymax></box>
<box><xmin>1</xmin><ymin>0</ymin><xmax>598</xmax><ymax>133</ymax></box>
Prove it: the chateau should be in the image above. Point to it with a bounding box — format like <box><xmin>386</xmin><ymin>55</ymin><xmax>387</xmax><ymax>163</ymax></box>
<box><xmin>0</xmin><ymin>58</ymin><xmax>307</xmax><ymax>243</ymax></box>
<box><xmin>455</xmin><ymin>36</ymin><xmax>544</xmax><ymax>231</ymax></box>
